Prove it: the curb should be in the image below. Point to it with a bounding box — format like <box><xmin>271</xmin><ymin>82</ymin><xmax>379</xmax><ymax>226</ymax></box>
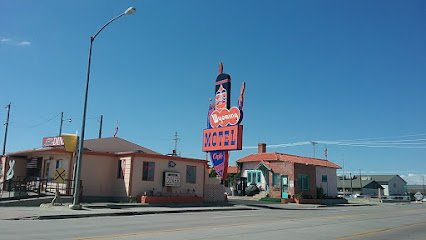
<box><xmin>244</xmin><ymin>204</ymin><xmax>326</xmax><ymax>210</ymax></box>
<box><xmin>10</xmin><ymin>207</ymin><xmax>257</xmax><ymax>220</ymax></box>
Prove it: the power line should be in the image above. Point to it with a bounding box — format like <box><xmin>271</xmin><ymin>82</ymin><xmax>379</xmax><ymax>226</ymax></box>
<box><xmin>28</xmin><ymin>112</ymin><xmax>61</xmax><ymax>128</ymax></box>
<box><xmin>332</xmin><ymin>133</ymin><xmax>426</xmax><ymax>142</ymax></box>
<box><xmin>242</xmin><ymin>133</ymin><xmax>426</xmax><ymax>150</ymax></box>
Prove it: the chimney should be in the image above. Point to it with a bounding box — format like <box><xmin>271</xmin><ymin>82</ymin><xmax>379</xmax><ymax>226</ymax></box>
<box><xmin>258</xmin><ymin>143</ymin><xmax>266</xmax><ymax>153</ymax></box>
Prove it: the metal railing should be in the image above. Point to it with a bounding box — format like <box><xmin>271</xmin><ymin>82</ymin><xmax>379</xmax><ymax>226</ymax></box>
<box><xmin>1</xmin><ymin>177</ymin><xmax>75</xmax><ymax>200</ymax></box>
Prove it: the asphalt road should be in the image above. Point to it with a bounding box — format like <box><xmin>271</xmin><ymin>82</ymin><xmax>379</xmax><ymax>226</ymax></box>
<box><xmin>0</xmin><ymin>202</ymin><xmax>425</xmax><ymax>239</ymax></box>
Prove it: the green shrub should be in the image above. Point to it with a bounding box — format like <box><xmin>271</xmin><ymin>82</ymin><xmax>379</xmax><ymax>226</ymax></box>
<box><xmin>260</xmin><ymin>197</ymin><xmax>281</xmax><ymax>202</ymax></box>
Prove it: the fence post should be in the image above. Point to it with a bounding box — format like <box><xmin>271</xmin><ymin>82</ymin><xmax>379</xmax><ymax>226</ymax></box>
<box><xmin>8</xmin><ymin>180</ymin><xmax>11</xmax><ymax>198</ymax></box>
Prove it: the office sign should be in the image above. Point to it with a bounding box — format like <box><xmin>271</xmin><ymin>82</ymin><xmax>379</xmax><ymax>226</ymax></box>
<box><xmin>164</xmin><ymin>172</ymin><xmax>181</xmax><ymax>187</ymax></box>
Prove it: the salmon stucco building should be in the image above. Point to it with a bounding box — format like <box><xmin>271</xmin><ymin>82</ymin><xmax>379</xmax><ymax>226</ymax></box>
<box><xmin>1</xmin><ymin>137</ymin><xmax>226</xmax><ymax>203</ymax></box>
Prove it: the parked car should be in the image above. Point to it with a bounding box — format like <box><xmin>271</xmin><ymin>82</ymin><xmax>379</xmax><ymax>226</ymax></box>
<box><xmin>245</xmin><ymin>184</ymin><xmax>260</xmax><ymax>196</ymax></box>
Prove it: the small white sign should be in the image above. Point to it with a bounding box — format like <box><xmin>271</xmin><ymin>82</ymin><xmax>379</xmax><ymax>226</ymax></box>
<box><xmin>164</xmin><ymin>172</ymin><xmax>181</xmax><ymax>187</ymax></box>
<box><xmin>289</xmin><ymin>180</ymin><xmax>294</xmax><ymax>188</ymax></box>
<box><xmin>414</xmin><ymin>192</ymin><xmax>423</xmax><ymax>201</ymax></box>
<box><xmin>283</xmin><ymin>178</ymin><xmax>288</xmax><ymax>185</ymax></box>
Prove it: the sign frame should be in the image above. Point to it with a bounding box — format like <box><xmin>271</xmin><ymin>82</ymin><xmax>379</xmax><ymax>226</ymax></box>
<box><xmin>163</xmin><ymin>172</ymin><xmax>181</xmax><ymax>187</ymax></box>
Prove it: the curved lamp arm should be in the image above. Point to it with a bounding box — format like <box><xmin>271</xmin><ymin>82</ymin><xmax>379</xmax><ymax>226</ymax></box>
<box><xmin>92</xmin><ymin>7</ymin><xmax>136</xmax><ymax>41</ymax></box>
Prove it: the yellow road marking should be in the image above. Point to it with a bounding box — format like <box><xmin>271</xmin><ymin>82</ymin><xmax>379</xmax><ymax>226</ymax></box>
<box><xmin>75</xmin><ymin>208</ymin><xmax>426</xmax><ymax>240</ymax></box>
<box><xmin>76</xmin><ymin>214</ymin><xmax>356</xmax><ymax>240</ymax></box>
<box><xmin>326</xmin><ymin>214</ymin><xmax>357</xmax><ymax>219</ymax></box>
<box><xmin>75</xmin><ymin>221</ymin><xmax>270</xmax><ymax>240</ymax></box>
<box><xmin>400</xmin><ymin>209</ymin><xmax>418</xmax><ymax>213</ymax></box>
<box><xmin>335</xmin><ymin>221</ymin><xmax>426</xmax><ymax>240</ymax></box>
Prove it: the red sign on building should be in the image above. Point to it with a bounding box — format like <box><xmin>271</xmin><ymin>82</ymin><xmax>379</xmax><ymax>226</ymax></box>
<box><xmin>42</xmin><ymin>137</ymin><xmax>65</xmax><ymax>148</ymax></box>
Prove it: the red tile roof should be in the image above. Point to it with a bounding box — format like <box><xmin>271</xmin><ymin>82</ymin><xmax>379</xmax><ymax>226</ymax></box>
<box><xmin>236</xmin><ymin>152</ymin><xmax>341</xmax><ymax>169</ymax></box>
<box><xmin>227</xmin><ymin>166</ymin><xmax>239</xmax><ymax>174</ymax></box>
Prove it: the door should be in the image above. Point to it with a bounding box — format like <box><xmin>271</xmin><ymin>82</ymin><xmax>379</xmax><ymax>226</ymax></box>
<box><xmin>281</xmin><ymin>175</ymin><xmax>289</xmax><ymax>199</ymax></box>
<box><xmin>261</xmin><ymin>169</ymin><xmax>269</xmax><ymax>192</ymax></box>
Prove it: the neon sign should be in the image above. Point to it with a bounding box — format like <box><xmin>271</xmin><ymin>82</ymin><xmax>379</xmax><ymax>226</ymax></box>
<box><xmin>202</xmin><ymin>63</ymin><xmax>245</xmax><ymax>180</ymax></box>
<box><xmin>203</xmin><ymin>125</ymin><xmax>243</xmax><ymax>151</ymax></box>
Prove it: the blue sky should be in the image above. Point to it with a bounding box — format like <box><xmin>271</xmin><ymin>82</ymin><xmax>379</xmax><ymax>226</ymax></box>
<box><xmin>1</xmin><ymin>1</ymin><xmax>425</xmax><ymax>184</ymax></box>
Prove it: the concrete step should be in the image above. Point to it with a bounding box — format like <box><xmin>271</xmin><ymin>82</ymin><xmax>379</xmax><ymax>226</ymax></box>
<box><xmin>252</xmin><ymin>191</ymin><xmax>268</xmax><ymax>200</ymax></box>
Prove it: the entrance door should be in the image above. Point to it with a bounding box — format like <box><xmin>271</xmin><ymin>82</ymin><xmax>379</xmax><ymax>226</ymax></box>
<box><xmin>281</xmin><ymin>175</ymin><xmax>289</xmax><ymax>199</ymax></box>
<box><xmin>261</xmin><ymin>169</ymin><xmax>269</xmax><ymax>192</ymax></box>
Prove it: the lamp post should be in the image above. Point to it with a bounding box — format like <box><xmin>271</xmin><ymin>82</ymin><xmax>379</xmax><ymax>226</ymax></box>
<box><xmin>70</xmin><ymin>6</ymin><xmax>136</xmax><ymax>210</ymax></box>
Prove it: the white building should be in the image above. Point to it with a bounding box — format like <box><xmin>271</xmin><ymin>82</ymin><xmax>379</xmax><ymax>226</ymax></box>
<box><xmin>362</xmin><ymin>175</ymin><xmax>407</xmax><ymax>196</ymax></box>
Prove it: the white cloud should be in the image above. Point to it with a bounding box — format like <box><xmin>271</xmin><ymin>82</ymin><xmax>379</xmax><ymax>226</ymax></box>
<box><xmin>16</xmin><ymin>41</ymin><xmax>31</xmax><ymax>46</ymax></box>
<box><xmin>0</xmin><ymin>38</ymin><xmax>11</xmax><ymax>43</ymax></box>
<box><xmin>400</xmin><ymin>173</ymin><xmax>426</xmax><ymax>185</ymax></box>
<box><xmin>0</xmin><ymin>37</ymin><xmax>31</xmax><ymax>47</ymax></box>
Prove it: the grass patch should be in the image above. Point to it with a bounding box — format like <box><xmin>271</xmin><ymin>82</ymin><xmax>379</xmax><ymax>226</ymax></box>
<box><xmin>260</xmin><ymin>197</ymin><xmax>281</xmax><ymax>202</ymax></box>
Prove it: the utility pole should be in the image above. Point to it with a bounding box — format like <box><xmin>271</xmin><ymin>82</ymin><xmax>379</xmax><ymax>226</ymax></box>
<box><xmin>2</xmin><ymin>103</ymin><xmax>11</xmax><ymax>156</ymax></box>
<box><xmin>172</xmin><ymin>131</ymin><xmax>180</xmax><ymax>156</ymax></box>
<box><xmin>59</xmin><ymin>112</ymin><xmax>71</xmax><ymax>136</ymax></box>
<box><xmin>325</xmin><ymin>145</ymin><xmax>329</xmax><ymax>196</ymax></box>
<box><xmin>342</xmin><ymin>155</ymin><xmax>345</xmax><ymax>196</ymax></box>
<box><xmin>350</xmin><ymin>172</ymin><xmax>353</xmax><ymax>195</ymax></box>
<box><xmin>59</xmin><ymin>112</ymin><xmax>64</xmax><ymax>136</ymax></box>
<box><xmin>359</xmin><ymin>169</ymin><xmax>362</xmax><ymax>195</ymax></box>
<box><xmin>98</xmin><ymin>115</ymin><xmax>103</xmax><ymax>138</ymax></box>
<box><xmin>310</xmin><ymin>141</ymin><xmax>318</xmax><ymax>158</ymax></box>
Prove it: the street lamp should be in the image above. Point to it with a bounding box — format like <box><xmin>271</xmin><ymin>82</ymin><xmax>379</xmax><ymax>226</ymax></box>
<box><xmin>70</xmin><ymin>6</ymin><xmax>136</xmax><ymax>210</ymax></box>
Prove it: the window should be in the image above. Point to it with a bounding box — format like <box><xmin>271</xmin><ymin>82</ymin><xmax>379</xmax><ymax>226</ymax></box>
<box><xmin>45</xmin><ymin>161</ymin><xmax>50</xmax><ymax>178</ymax></box>
<box><xmin>117</xmin><ymin>160</ymin><xmax>125</xmax><ymax>179</ymax></box>
<box><xmin>142</xmin><ymin>162</ymin><xmax>155</xmax><ymax>181</ymax></box>
<box><xmin>56</xmin><ymin>159</ymin><xmax>62</xmax><ymax>169</ymax></box>
<box><xmin>298</xmin><ymin>174</ymin><xmax>310</xmax><ymax>191</ymax></box>
<box><xmin>247</xmin><ymin>170</ymin><xmax>261</xmax><ymax>185</ymax></box>
<box><xmin>272</xmin><ymin>173</ymin><xmax>280</xmax><ymax>186</ymax></box>
<box><xmin>322</xmin><ymin>174</ymin><xmax>328</xmax><ymax>182</ymax></box>
<box><xmin>186</xmin><ymin>165</ymin><xmax>196</xmax><ymax>183</ymax></box>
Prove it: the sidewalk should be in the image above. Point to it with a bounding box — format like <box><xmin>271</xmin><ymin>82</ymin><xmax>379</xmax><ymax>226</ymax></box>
<box><xmin>0</xmin><ymin>200</ymin><xmax>330</xmax><ymax>220</ymax></box>
<box><xmin>0</xmin><ymin>202</ymin><xmax>256</xmax><ymax>220</ymax></box>
<box><xmin>0</xmin><ymin>197</ymin><xmax>365</xmax><ymax>220</ymax></box>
